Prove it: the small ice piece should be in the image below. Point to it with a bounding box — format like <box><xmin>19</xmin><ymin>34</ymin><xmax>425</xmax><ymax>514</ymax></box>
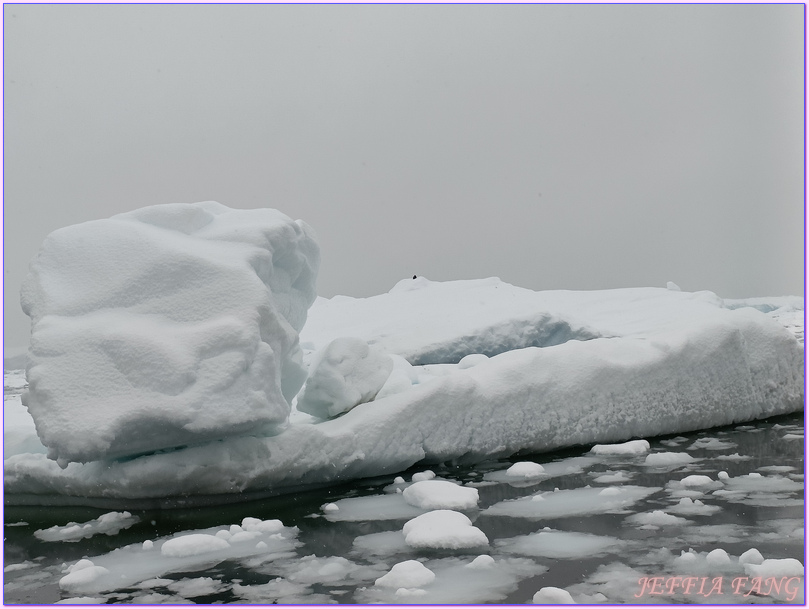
<box><xmin>296</xmin><ymin>337</ymin><xmax>393</xmax><ymax>419</ymax></box>
<box><xmin>592</xmin><ymin>470</ymin><xmax>632</xmax><ymax>484</ymax></box>
<box><xmin>745</xmin><ymin>558</ymin><xmax>804</xmax><ymax>579</ymax></box>
<box><xmin>688</xmin><ymin>437</ymin><xmax>736</xmax><ymax>451</ymax></box>
<box><xmin>167</xmin><ymin>577</ymin><xmax>224</xmax><ymax>598</ymax></box>
<box><xmin>506</xmin><ymin>462</ymin><xmax>546</xmax><ymax>478</ymax></box>
<box><xmin>402</xmin><ymin>510</ymin><xmax>488</xmax><ymax>549</ymax></box>
<box><xmin>705</xmin><ymin>548</ymin><xmax>731</xmax><ymax>566</ymax></box>
<box><xmin>323</xmin><ymin>503</ymin><xmax>339</xmax><ymax>512</ymax></box>
<box><xmin>666</xmin><ymin>281</ymin><xmax>681</xmax><ymax>291</ymax></box>
<box><xmin>625</xmin><ymin>510</ymin><xmax>690</xmax><ymax>527</ymax></box>
<box><xmin>667</xmin><ymin>497</ymin><xmax>721</xmax><ymax>516</ymax></box>
<box><xmin>484</xmin><ymin>485</ymin><xmax>660</xmax><ymax>519</ymax></box>
<box><xmin>678</xmin><ymin>475</ymin><xmax>716</xmax><ymax>487</ymax></box>
<box><xmin>412</xmin><ymin>470</ymin><xmax>436</xmax><ymax>482</ymax></box>
<box><xmin>718</xmin><ymin>471</ymin><xmax>730</xmax><ymax>480</ymax></box>
<box><xmin>142</xmin><ymin>540</ymin><xmax>154</xmax><ymax>550</ymax></box>
<box><xmin>59</xmin><ymin>562</ymin><xmax>110</xmax><ymax>594</ymax></box>
<box><xmin>374</xmin><ymin>560</ymin><xmax>436</xmax><ymax>589</ymax></box>
<box><xmin>402</xmin><ymin>480</ymin><xmax>479</xmax><ymax>510</ymax></box>
<box><xmin>497</xmin><ymin>529</ymin><xmax>621</xmax><ymax>559</ymax></box>
<box><xmin>643</xmin><ymin>452</ymin><xmax>695</xmax><ymax>467</ymax></box>
<box><xmin>533</xmin><ymin>586</ymin><xmax>576</xmax><ymax>604</ymax></box>
<box><xmin>393</xmin><ymin>476</ymin><xmax>405</xmax><ymax>484</ymax></box>
<box><xmin>160</xmin><ymin>534</ymin><xmax>231</xmax><ymax>558</ymax></box>
<box><xmin>395</xmin><ymin>587</ymin><xmax>427</xmax><ymax>598</ymax></box>
<box><xmin>739</xmin><ymin>549</ymin><xmax>765</xmax><ymax>565</ymax></box>
<box><xmin>466</xmin><ymin>555</ymin><xmax>496</xmax><ymax>569</ymax></box>
<box><xmin>590</xmin><ymin>439</ymin><xmax>650</xmax><ymax>455</ymax></box>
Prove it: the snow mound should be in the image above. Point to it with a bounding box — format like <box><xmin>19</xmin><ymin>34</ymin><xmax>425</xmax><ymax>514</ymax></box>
<box><xmin>296</xmin><ymin>337</ymin><xmax>393</xmax><ymax>419</ymax></box>
<box><xmin>402</xmin><ymin>480</ymin><xmax>479</xmax><ymax>510</ymax></box>
<box><xmin>21</xmin><ymin>202</ymin><xmax>319</xmax><ymax>465</ymax></box>
<box><xmin>506</xmin><ymin>462</ymin><xmax>546</xmax><ymax>478</ymax></box>
<box><xmin>374</xmin><ymin>560</ymin><xmax>435</xmax><ymax>589</ymax></box>
<box><xmin>402</xmin><ymin>510</ymin><xmax>488</xmax><ymax>549</ymax></box>
<box><xmin>533</xmin><ymin>586</ymin><xmax>576</xmax><ymax>604</ymax></box>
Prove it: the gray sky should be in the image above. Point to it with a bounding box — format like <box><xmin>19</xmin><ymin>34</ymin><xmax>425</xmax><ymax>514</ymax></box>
<box><xmin>3</xmin><ymin>3</ymin><xmax>805</xmax><ymax>354</ymax></box>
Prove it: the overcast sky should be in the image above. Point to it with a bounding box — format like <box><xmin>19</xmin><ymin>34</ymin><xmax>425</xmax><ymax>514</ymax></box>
<box><xmin>3</xmin><ymin>3</ymin><xmax>805</xmax><ymax>354</ymax></box>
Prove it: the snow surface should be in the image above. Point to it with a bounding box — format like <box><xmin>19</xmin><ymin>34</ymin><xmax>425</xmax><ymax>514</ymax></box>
<box><xmin>19</xmin><ymin>202</ymin><xmax>319</xmax><ymax>465</ymax></box>
<box><xmin>5</xmin><ymin>210</ymin><xmax>804</xmax><ymax>503</ymax></box>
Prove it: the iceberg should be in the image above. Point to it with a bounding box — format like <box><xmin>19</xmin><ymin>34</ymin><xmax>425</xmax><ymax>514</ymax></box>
<box><xmin>4</xmin><ymin>203</ymin><xmax>804</xmax><ymax>506</ymax></box>
<box><xmin>19</xmin><ymin>201</ymin><xmax>319</xmax><ymax>465</ymax></box>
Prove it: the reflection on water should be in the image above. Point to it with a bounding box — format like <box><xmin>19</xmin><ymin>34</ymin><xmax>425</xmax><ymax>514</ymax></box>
<box><xmin>4</xmin><ymin>412</ymin><xmax>804</xmax><ymax>604</ymax></box>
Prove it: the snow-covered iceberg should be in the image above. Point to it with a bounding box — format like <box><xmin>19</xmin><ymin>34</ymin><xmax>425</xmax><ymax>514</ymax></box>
<box><xmin>18</xmin><ymin>202</ymin><xmax>319</xmax><ymax>465</ymax></box>
<box><xmin>4</xmin><ymin>204</ymin><xmax>804</xmax><ymax>506</ymax></box>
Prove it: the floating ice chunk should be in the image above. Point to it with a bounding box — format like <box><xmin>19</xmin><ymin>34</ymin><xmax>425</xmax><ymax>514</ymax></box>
<box><xmin>359</xmin><ymin>556</ymin><xmax>546</xmax><ymax>604</ymax></box>
<box><xmin>666</xmin><ymin>281</ymin><xmax>681</xmax><ymax>291</ymax></box>
<box><xmin>644</xmin><ymin>452</ymin><xmax>696</xmax><ymax>467</ymax></box>
<box><xmin>497</xmin><ymin>529</ymin><xmax>622</xmax><ymax>559</ymax></box>
<box><xmin>284</xmin><ymin>555</ymin><xmax>363</xmax><ymax>584</ymax></box>
<box><xmin>352</xmin><ymin>530</ymin><xmax>410</xmax><ymax>556</ymax></box>
<box><xmin>35</xmin><ymin>511</ymin><xmax>139</xmax><ymax>542</ymax></box>
<box><xmin>745</xmin><ymin>558</ymin><xmax>804</xmax><ymax>578</ymax></box>
<box><xmin>161</xmin><ymin>534</ymin><xmax>231</xmax><ymax>558</ymax></box>
<box><xmin>739</xmin><ymin>548</ymin><xmax>765</xmax><ymax>565</ymax></box>
<box><xmin>677</xmin><ymin>475</ymin><xmax>717</xmax><ymax>487</ymax></box>
<box><xmin>715</xmin><ymin>453</ymin><xmax>752</xmax><ymax>461</ymax></box>
<box><xmin>667</xmin><ymin>497</ymin><xmax>721</xmax><ymax>516</ymax></box>
<box><xmin>3</xmin><ymin>561</ymin><xmax>37</xmax><ymax>573</ymax></box>
<box><xmin>590</xmin><ymin>440</ymin><xmax>650</xmax><ymax>455</ymax></box>
<box><xmin>59</xmin><ymin>562</ymin><xmax>110</xmax><ymax>594</ymax></box>
<box><xmin>167</xmin><ymin>577</ymin><xmax>225</xmax><ymax>598</ymax></box>
<box><xmin>705</xmin><ymin>548</ymin><xmax>731</xmax><ymax>566</ymax></box>
<box><xmin>402</xmin><ymin>510</ymin><xmax>488</xmax><ymax>549</ymax></box>
<box><xmin>57</xmin><ymin>518</ymin><xmax>299</xmax><ymax>595</ymax></box>
<box><xmin>533</xmin><ymin>586</ymin><xmax>576</xmax><ymax>604</ymax></box>
<box><xmin>483</xmin><ymin>485</ymin><xmax>661</xmax><ymax>519</ymax></box>
<box><xmin>393</xmin><ymin>476</ymin><xmax>406</xmax><ymax>484</ymax></box>
<box><xmin>402</xmin><ymin>480</ymin><xmax>479</xmax><ymax>510</ymax></box>
<box><xmin>55</xmin><ymin>597</ymin><xmax>107</xmax><ymax>604</ymax></box>
<box><xmin>412</xmin><ymin>470</ymin><xmax>436</xmax><ymax>482</ymax></box>
<box><xmin>592</xmin><ymin>470</ymin><xmax>632</xmax><ymax>484</ymax></box>
<box><xmin>625</xmin><ymin>510</ymin><xmax>691</xmax><ymax>527</ymax></box>
<box><xmin>688</xmin><ymin>437</ymin><xmax>736</xmax><ymax>451</ymax></box>
<box><xmin>395</xmin><ymin>587</ymin><xmax>427</xmax><ymax>598</ymax></box>
<box><xmin>323</xmin><ymin>503</ymin><xmax>339</xmax><ymax>513</ymax></box>
<box><xmin>296</xmin><ymin>337</ymin><xmax>393</xmax><ymax>419</ymax></box>
<box><xmin>21</xmin><ymin>202</ymin><xmax>319</xmax><ymax>464</ymax></box>
<box><xmin>323</xmin><ymin>493</ymin><xmax>424</xmax><ymax>522</ymax></box>
<box><xmin>717</xmin><ymin>471</ymin><xmax>730</xmax><ymax>480</ymax></box>
<box><xmin>375</xmin><ymin>560</ymin><xmax>435</xmax><ymax>589</ymax></box>
<box><xmin>506</xmin><ymin>462</ymin><xmax>546</xmax><ymax>478</ymax></box>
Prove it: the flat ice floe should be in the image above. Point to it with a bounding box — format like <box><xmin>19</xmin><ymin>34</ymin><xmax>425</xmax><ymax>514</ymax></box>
<box><xmin>57</xmin><ymin>517</ymin><xmax>299</xmax><ymax>595</ymax></box>
<box><xmin>496</xmin><ymin>528</ymin><xmax>624</xmax><ymax>559</ymax></box>
<box><xmin>34</xmin><ymin>511</ymin><xmax>139</xmax><ymax>542</ymax></box>
<box><xmin>4</xmin><ymin>202</ymin><xmax>804</xmax><ymax>504</ymax></box>
<box><xmin>482</xmin><ymin>485</ymin><xmax>661</xmax><ymax>519</ymax></box>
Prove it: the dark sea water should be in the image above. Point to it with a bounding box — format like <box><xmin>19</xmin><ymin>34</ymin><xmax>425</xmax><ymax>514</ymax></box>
<box><xmin>4</xmin><ymin>411</ymin><xmax>804</xmax><ymax>605</ymax></box>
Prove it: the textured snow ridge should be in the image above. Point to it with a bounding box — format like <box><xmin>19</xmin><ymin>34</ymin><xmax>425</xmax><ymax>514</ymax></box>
<box><xmin>20</xmin><ymin>202</ymin><xmax>320</xmax><ymax>465</ymax></box>
<box><xmin>5</xmin><ymin>277</ymin><xmax>804</xmax><ymax>505</ymax></box>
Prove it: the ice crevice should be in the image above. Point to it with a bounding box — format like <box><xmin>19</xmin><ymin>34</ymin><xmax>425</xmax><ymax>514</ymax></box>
<box><xmin>3</xmin><ymin>202</ymin><xmax>804</xmax><ymax>506</ymax></box>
